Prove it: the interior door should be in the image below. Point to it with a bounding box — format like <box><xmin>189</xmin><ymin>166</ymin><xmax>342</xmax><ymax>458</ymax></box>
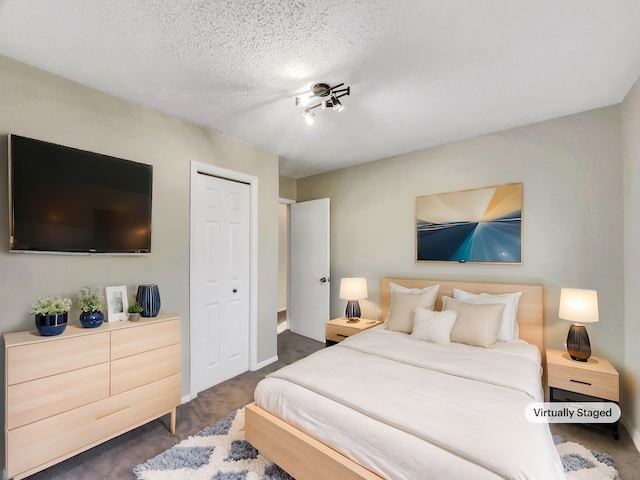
<box><xmin>289</xmin><ymin>198</ymin><xmax>330</xmax><ymax>342</ymax></box>
<box><xmin>191</xmin><ymin>173</ymin><xmax>250</xmax><ymax>393</ymax></box>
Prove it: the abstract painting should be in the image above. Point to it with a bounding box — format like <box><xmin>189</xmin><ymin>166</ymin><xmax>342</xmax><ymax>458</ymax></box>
<box><xmin>416</xmin><ymin>183</ymin><xmax>522</xmax><ymax>263</ymax></box>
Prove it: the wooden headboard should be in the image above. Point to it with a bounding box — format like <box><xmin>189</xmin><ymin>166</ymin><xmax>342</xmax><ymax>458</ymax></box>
<box><xmin>380</xmin><ymin>278</ymin><xmax>544</xmax><ymax>353</ymax></box>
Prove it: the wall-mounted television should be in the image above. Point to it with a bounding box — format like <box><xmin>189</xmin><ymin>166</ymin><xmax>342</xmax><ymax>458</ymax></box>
<box><xmin>9</xmin><ymin>134</ymin><xmax>153</xmax><ymax>254</ymax></box>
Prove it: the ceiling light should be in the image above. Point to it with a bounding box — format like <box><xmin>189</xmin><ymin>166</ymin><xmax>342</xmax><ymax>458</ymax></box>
<box><xmin>332</xmin><ymin>96</ymin><xmax>345</xmax><ymax>112</ymax></box>
<box><xmin>303</xmin><ymin>109</ymin><xmax>315</xmax><ymax>126</ymax></box>
<box><xmin>295</xmin><ymin>82</ymin><xmax>350</xmax><ymax>125</ymax></box>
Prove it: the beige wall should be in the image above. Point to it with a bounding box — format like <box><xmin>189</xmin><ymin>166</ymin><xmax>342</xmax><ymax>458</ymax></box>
<box><xmin>298</xmin><ymin>106</ymin><xmax>624</xmax><ymax>368</ymax></box>
<box><xmin>278</xmin><ymin>204</ymin><xmax>288</xmax><ymax>310</ymax></box>
<box><xmin>623</xmin><ymin>74</ymin><xmax>640</xmax><ymax>448</ymax></box>
<box><xmin>279</xmin><ymin>175</ymin><xmax>297</xmax><ymax>200</ymax></box>
<box><xmin>0</xmin><ymin>55</ymin><xmax>279</xmax><ymax>397</ymax></box>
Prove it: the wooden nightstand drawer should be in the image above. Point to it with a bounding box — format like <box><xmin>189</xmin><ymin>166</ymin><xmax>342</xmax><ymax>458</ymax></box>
<box><xmin>546</xmin><ymin>349</ymin><xmax>619</xmax><ymax>402</ymax></box>
<box><xmin>325</xmin><ymin>318</ymin><xmax>382</xmax><ymax>345</ymax></box>
<box><xmin>547</xmin><ymin>364</ymin><xmax>618</xmax><ymax>401</ymax></box>
<box><xmin>325</xmin><ymin>324</ymin><xmax>360</xmax><ymax>342</ymax></box>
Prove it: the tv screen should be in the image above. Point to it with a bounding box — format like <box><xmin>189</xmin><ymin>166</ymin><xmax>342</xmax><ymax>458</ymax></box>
<box><xmin>9</xmin><ymin>135</ymin><xmax>153</xmax><ymax>254</ymax></box>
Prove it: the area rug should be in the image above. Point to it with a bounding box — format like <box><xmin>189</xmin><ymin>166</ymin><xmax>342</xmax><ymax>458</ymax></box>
<box><xmin>134</xmin><ymin>409</ymin><xmax>620</xmax><ymax>480</ymax></box>
<box><xmin>554</xmin><ymin>436</ymin><xmax>620</xmax><ymax>480</ymax></box>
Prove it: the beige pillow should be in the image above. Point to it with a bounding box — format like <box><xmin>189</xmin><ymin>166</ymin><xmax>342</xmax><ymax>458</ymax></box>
<box><xmin>443</xmin><ymin>296</ymin><xmax>504</xmax><ymax>348</ymax></box>
<box><xmin>385</xmin><ymin>285</ymin><xmax>439</xmax><ymax>333</ymax></box>
<box><xmin>411</xmin><ymin>307</ymin><xmax>457</xmax><ymax>345</ymax></box>
<box><xmin>452</xmin><ymin>288</ymin><xmax>522</xmax><ymax>342</ymax></box>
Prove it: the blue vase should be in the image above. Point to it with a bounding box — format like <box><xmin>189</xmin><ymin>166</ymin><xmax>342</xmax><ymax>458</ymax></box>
<box><xmin>136</xmin><ymin>284</ymin><xmax>161</xmax><ymax>317</ymax></box>
<box><xmin>35</xmin><ymin>312</ymin><xmax>68</xmax><ymax>336</ymax></box>
<box><xmin>80</xmin><ymin>311</ymin><xmax>104</xmax><ymax>328</ymax></box>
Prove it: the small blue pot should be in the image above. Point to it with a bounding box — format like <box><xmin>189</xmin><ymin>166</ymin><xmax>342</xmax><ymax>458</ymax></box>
<box><xmin>35</xmin><ymin>312</ymin><xmax>68</xmax><ymax>336</ymax></box>
<box><xmin>80</xmin><ymin>311</ymin><xmax>105</xmax><ymax>328</ymax></box>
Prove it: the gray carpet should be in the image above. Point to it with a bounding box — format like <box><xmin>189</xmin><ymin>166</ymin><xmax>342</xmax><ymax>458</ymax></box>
<box><xmin>24</xmin><ymin>331</ymin><xmax>640</xmax><ymax>480</ymax></box>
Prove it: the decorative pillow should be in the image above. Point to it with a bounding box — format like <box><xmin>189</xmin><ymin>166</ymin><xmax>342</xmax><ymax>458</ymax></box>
<box><xmin>442</xmin><ymin>296</ymin><xmax>504</xmax><ymax>348</ymax></box>
<box><xmin>452</xmin><ymin>288</ymin><xmax>522</xmax><ymax>342</ymax></box>
<box><xmin>410</xmin><ymin>307</ymin><xmax>457</xmax><ymax>345</ymax></box>
<box><xmin>385</xmin><ymin>284</ymin><xmax>440</xmax><ymax>333</ymax></box>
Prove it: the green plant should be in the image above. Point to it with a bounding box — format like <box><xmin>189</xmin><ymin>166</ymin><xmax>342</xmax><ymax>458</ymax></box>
<box><xmin>128</xmin><ymin>304</ymin><xmax>143</xmax><ymax>314</ymax></box>
<box><xmin>31</xmin><ymin>296</ymin><xmax>72</xmax><ymax>315</ymax></box>
<box><xmin>74</xmin><ymin>287</ymin><xmax>104</xmax><ymax>313</ymax></box>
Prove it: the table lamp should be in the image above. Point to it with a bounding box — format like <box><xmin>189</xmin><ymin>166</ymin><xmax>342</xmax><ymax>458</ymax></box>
<box><xmin>558</xmin><ymin>288</ymin><xmax>599</xmax><ymax>362</ymax></box>
<box><xmin>339</xmin><ymin>278</ymin><xmax>368</xmax><ymax>323</ymax></box>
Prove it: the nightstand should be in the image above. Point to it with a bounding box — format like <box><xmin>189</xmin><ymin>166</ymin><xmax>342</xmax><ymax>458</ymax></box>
<box><xmin>325</xmin><ymin>317</ymin><xmax>382</xmax><ymax>346</ymax></box>
<box><xmin>546</xmin><ymin>349</ymin><xmax>620</xmax><ymax>439</ymax></box>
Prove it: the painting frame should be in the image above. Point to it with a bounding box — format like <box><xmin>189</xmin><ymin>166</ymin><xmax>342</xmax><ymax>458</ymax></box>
<box><xmin>105</xmin><ymin>285</ymin><xmax>129</xmax><ymax>322</ymax></box>
<box><xmin>416</xmin><ymin>183</ymin><xmax>523</xmax><ymax>264</ymax></box>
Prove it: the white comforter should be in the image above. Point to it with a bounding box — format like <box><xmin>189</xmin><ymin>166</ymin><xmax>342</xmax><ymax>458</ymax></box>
<box><xmin>254</xmin><ymin>327</ymin><xmax>565</xmax><ymax>480</ymax></box>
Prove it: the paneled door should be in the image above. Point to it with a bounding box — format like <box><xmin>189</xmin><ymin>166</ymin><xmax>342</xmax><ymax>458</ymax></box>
<box><xmin>191</xmin><ymin>172</ymin><xmax>250</xmax><ymax>393</ymax></box>
<box><xmin>289</xmin><ymin>198</ymin><xmax>330</xmax><ymax>342</ymax></box>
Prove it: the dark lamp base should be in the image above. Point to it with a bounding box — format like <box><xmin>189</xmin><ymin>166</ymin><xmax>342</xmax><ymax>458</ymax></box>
<box><xmin>345</xmin><ymin>300</ymin><xmax>361</xmax><ymax>323</ymax></box>
<box><xmin>567</xmin><ymin>323</ymin><xmax>591</xmax><ymax>362</ymax></box>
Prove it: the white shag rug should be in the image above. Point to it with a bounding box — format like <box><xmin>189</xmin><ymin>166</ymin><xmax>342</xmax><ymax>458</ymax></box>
<box><xmin>134</xmin><ymin>409</ymin><xmax>619</xmax><ymax>480</ymax></box>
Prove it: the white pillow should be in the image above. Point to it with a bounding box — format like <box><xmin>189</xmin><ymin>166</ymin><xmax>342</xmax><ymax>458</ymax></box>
<box><xmin>389</xmin><ymin>282</ymin><xmax>439</xmax><ymax>298</ymax></box>
<box><xmin>452</xmin><ymin>288</ymin><xmax>522</xmax><ymax>342</ymax></box>
<box><xmin>385</xmin><ymin>283</ymin><xmax>440</xmax><ymax>333</ymax></box>
<box><xmin>442</xmin><ymin>296</ymin><xmax>504</xmax><ymax>348</ymax></box>
<box><xmin>411</xmin><ymin>307</ymin><xmax>457</xmax><ymax>345</ymax></box>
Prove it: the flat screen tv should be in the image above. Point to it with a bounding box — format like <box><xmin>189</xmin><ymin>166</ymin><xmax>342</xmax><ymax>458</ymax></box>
<box><xmin>9</xmin><ymin>134</ymin><xmax>153</xmax><ymax>254</ymax></box>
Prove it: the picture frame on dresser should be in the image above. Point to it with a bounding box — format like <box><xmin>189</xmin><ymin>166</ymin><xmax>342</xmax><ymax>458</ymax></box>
<box><xmin>105</xmin><ymin>285</ymin><xmax>128</xmax><ymax>322</ymax></box>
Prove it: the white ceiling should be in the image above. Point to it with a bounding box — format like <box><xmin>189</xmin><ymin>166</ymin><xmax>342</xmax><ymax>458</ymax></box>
<box><xmin>1</xmin><ymin>1</ymin><xmax>640</xmax><ymax>179</ymax></box>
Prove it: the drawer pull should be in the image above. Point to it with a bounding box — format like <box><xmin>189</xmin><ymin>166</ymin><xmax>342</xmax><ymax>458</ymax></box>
<box><xmin>337</xmin><ymin>334</ymin><xmax>349</xmax><ymax>338</ymax></box>
<box><xmin>96</xmin><ymin>405</ymin><xmax>130</xmax><ymax>420</ymax></box>
<box><xmin>570</xmin><ymin>379</ymin><xmax>592</xmax><ymax>386</ymax></box>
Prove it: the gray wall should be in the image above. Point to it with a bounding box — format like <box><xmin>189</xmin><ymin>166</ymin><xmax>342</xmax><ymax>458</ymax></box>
<box><xmin>623</xmin><ymin>74</ymin><xmax>640</xmax><ymax>448</ymax></box>
<box><xmin>298</xmin><ymin>106</ymin><xmax>624</xmax><ymax>371</ymax></box>
<box><xmin>0</xmin><ymin>55</ymin><xmax>280</xmax><ymax>397</ymax></box>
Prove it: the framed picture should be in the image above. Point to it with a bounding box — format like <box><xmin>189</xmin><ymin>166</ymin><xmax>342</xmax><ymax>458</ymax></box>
<box><xmin>416</xmin><ymin>183</ymin><xmax>523</xmax><ymax>264</ymax></box>
<box><xmin>105</xmin><ymin>285</ymin><xmax>129</xmax><ymax>322</ymax></box>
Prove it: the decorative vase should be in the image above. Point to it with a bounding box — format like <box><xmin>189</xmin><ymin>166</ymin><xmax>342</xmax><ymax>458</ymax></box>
<box><xmin>35</xmin><ymin>312</ymin><xmax>68</xmax><ymax>336</ymax></box>
<box><xmin>128</xmin><ymin>313</ymin><xmax>141</xmax><ymax>322</ymax></box>
<box><xmin>136</xmin><ymin>284</ymin><xmax>161</xmax><ymax>317</ymax></box>
<box><xmin>79</xmin><ymin>311</ymin><xmax>105</xmax><ymax>328</ymax></box>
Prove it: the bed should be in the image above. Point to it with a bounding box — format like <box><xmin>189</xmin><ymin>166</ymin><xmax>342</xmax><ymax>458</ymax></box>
<box><xmin>245</xmin><ymin>278</ymin><xmax>565</xmax><ymax>480</ymax></box>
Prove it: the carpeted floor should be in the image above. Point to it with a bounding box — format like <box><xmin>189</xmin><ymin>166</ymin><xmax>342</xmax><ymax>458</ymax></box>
<box><xmin>23</xmin><ymin>331</ymin><xmax>640</xmax><ymax>480</ymax></box>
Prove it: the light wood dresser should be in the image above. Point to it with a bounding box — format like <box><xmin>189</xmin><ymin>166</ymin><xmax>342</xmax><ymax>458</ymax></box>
<box><xmin>4</xmin><ymin>313</ymin><xmax>181</xmax><ymax>479</ymax></box>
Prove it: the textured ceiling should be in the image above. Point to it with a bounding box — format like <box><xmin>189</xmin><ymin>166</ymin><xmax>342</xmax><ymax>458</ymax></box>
<box><xmin>1</xmin><ymin>1</ymin><xmax>640</xmax><ymax>178</ymax></box>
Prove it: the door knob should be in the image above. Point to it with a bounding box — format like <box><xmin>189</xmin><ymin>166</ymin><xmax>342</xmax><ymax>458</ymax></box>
<box><xmin>320</xmin><ymin>277</ymin><xmax>328</xmax><ymax>283</ymax></box>
<box><xmin>232</xmin><ymin>288</ymin><xmax>238</xmax><ymax>293</ymax></box>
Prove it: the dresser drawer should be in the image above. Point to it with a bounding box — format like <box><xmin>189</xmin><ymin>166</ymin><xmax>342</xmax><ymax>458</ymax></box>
<box><xmin>111</xmin><ymin>319</ymin><xmax>180</xmax><ymax>359</ymax></box>
<box><xmin>548</xmin><ymin>364</ymin><xmax>619</xmax><ymax>401</ymax></box>
<box><xmin>7</xmin><ymin>333</ymin><xmax>110</xmax><ymax>384</ymax></box>
<box><xmin>111</xmin><ymin>343</ymin><xmax>180</xmax><ymax>395</ymax></box>
<box><xmin>7</xmin><ymin>362</ymin><xmax>109</xmax><ymax>429</ymax></box>
<box><xmin>7</xmin><ymin>374</ymin><xmax>180</xmax><ymax>479</ymax></box>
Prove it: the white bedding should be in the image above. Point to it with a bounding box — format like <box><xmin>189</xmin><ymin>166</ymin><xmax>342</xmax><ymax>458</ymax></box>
<box><xmin>254</xmin><ymin>327</ymin><xmax>565</xmax><ymax>480</ymax></box>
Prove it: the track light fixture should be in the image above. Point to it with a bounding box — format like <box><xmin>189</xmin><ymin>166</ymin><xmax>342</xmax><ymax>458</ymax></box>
<box><xmin>295</xmin><ymin>82</ymin><xmax>350</xmax><ymax>125</ymax></box>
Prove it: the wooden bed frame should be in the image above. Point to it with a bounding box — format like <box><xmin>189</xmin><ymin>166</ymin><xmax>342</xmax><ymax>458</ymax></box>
<box><xmin>245</xmin><ymin>278</ymin><xmax>544</xmax><ymax>480</ymax></box>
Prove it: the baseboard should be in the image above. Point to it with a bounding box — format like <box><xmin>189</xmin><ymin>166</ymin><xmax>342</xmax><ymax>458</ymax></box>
<box><xmin>277</xmin><ymin>321</ymin><xmax>289</xmax><ymax>334</ymax></box>
<box><xmin>621</xmin><ymin>416</ymin><xmax>640</xmax><ymax>452</ymax></box>
<box><xmin>252</xmin><ymin>355</ymin><xmax>278</xmax><ymax>371</ymax></box>
<box><xmin>181</xmin><ymin>393</ymin><xmax>194</xmax><ymax>404</ymax></box>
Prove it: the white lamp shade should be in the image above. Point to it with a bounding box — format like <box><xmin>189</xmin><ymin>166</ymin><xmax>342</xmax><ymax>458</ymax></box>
<box><xmin>559</xmin><ymin>288</ymin><xmax>599</xmax><ymax>323</ymax></box>
<box><xmin>339</xmin><ymin>278</ymin><xmax>368</xmax><ymax>300</ymax></box>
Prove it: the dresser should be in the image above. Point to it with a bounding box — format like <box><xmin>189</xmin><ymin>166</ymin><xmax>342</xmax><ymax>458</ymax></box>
<box><xmin>4</xmin><ymin>313</ymin><xmax>181</xmax><ymax>479</ymax></box>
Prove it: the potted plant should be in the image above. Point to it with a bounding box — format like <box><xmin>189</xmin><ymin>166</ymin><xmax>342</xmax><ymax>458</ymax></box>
<box><xmin>74</xmin><ymin>287</ymin><xmax>105</xmax><ymax>328</ymax></box>
<box><xmin>31</xmin><ymin>296</ymin><xmax>72</xmax><ymax>336</ymax></box>
<box><xmin>127</xmin><ymin>303</ymin><xmax>143</xmax><ymax>322</ymax></box>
